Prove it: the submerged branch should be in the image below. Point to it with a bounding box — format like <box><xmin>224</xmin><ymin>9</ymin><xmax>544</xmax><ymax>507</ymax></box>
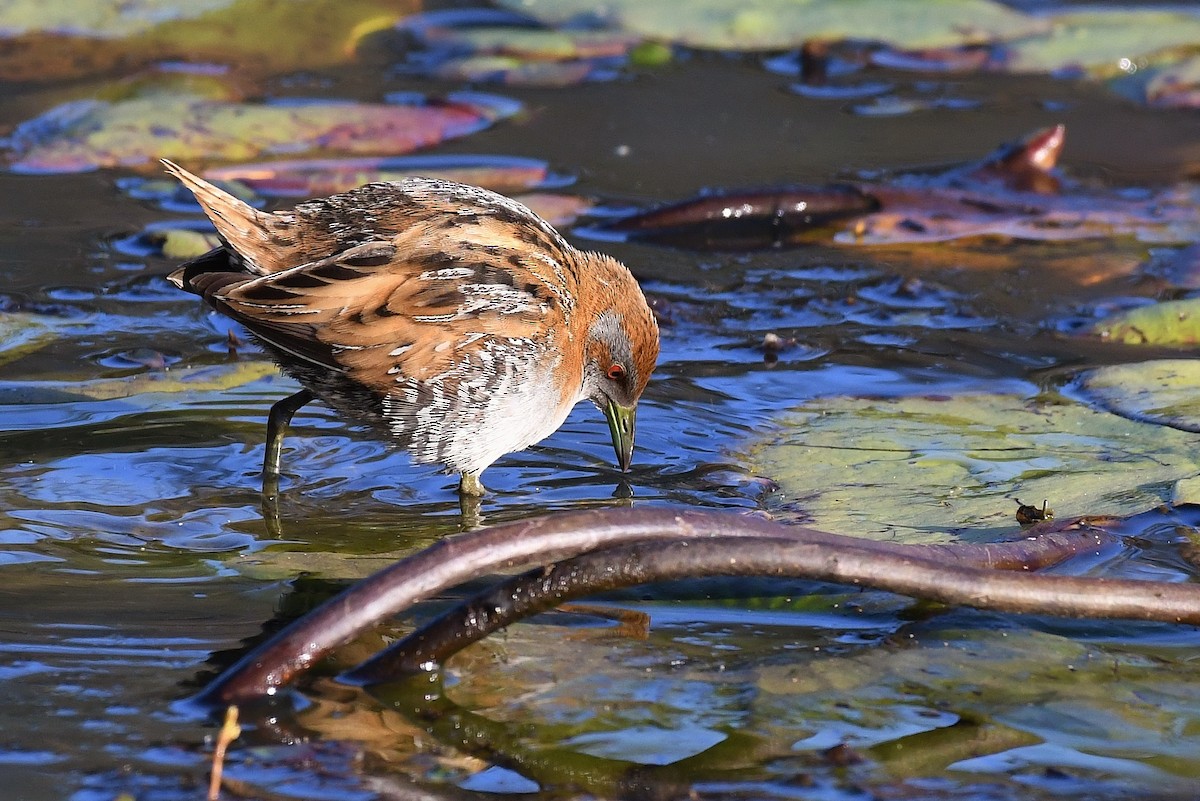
<box><xmin>345</xmin><ymin>524</ymin><xmax>1148</xmax><ymax>681</ymax></box>
<box><xmin>187</xmin><ymin>508</ymin><xmax>1138</xmax><ymax>708</ymax></box>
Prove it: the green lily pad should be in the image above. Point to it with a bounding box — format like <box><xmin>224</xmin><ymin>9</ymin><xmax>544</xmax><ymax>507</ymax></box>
<box><xmin>0</xmin><ymin>0</ymin><xmax>233</xmax><ymax>38</ymax></box>
<box><xmin>80</xmin><ymin>361</ymin><xmax>279</xmax><ymax>400</ymax></box>
<box><xmin>1079</xmin><ymin>359</ymin><xmax>1200</xmax><ymax>434</ymax></box>
<box><xmin>1089</xmin><ymin>298</ymin><xmax>1200</xmax><ymax>345</ymax></box>
<box><xmin>0</xmin><ymin>312</ymin><xmax>62</xmax><ymax>367</ymax></box>
<box><xmin>747</xmin><ymin>391</ymin><xmax>1200</xmax><ymax>542</ymax></box>
<box><xmin>0</xmin><ymin>361</ymin><xmax>279</xmax><ymax>405</ymax></box>
<box><xmin>497</xmin><ymin>0</ymin><xmax>1043</xmax><ymax>52</ymax></box>
<box><xmin>156</xmin><ymin>227</ymin><xmax>221</xmax><ymax>260</ymax></box>
<box><xmin>1005</xmin><ymin>10</ymin><xmax>1200</xmax><ymax>77</ymax></box>
<box><xmin>443</xmin><ymin>26</ymin><xmax>636</xmax><ymax>60</ymax></box>
<box><xmin>0</xmin><ymin>0</ymin><xmax>415</xmax><ymax>81</ymax></box>
<box><xmin>395</xmin><ymin>13</ymin><xmax>641</xmax><ymax>86</ymax></box>
<box><xmin>7</xmin><ymin>92</ymin><xmax>516</xmax><ymax>173</ymax></box>
<box><xmin>233</xmin><ymin>547</ymin><xmax>425</xmax><ymax>581</ymax></box>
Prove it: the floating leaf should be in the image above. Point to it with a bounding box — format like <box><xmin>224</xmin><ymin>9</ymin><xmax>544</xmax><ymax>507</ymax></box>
<box><xmin>0</xmin><ymin>0</ymin><xmax>416</xmax><ymax>82</ymax></box>
<box><xmin>1089</xmin><ymin>298</ymin><xmax>1200</xmax><ymax>345</ymax></box>
<box><xmin>496</xmin><ymin>0</ymin><xmax>1044</xmax><ymax>52</ymax></box>
<box><xmin>391</xmin><ymin>8</ymin><xmax>640</xmax><ymax>86</ymax></box>
<box><xmin>6</xmin><ymin>92</ymin><xmax>517</xmax><ymax>173</ymax></box>
<box><xmin>158</xmin><ymin>227</ymin><xmax>221</xmax><ymax>260</ymax></box>
<box><xmin>111</xmin><ymin>219</ymin><xmax>229</xmax><ymax>259</ymax></box>
<box><xmin>0</xmin><ymin>361</ymin><xmax>278</xmax><ymax>404</ymax></box>
<box><xmin>1003</xmin><ymin>10</ymin><xmax>1200</xmax><ymax>77</ymax></box>
<box><xmin>1080</xmin><ymin>360</ymin><xmax>1200</xmax><ymax>434</ymax></box>
<box><xmin>234</xmin><ymin>547</ymin><xmax>429</xmax><ymax>581</ymax></box>
<box><xmin>747</xmin><ymin>392</ymin><xmax>1200</xmax><ymax>542</ymax></box>
<box><xmin>0</xmin><ymin>312</ymin><xmax>62</xmax><ymax>367</ymax></box>
<box><xmin>0</xmin><ymin>0</ymin><xmax>234</xmax><ymax>38</ymax></box>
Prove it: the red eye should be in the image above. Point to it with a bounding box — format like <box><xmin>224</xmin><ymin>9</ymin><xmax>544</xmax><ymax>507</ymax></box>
<box><xmin>607</xmin><ymin>363</ymin><xmax>626</xmax><ymax>381</ymax></box>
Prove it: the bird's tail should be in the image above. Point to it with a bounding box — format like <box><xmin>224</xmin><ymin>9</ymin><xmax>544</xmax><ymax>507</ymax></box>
<box><xmin>161</xmin><ymin>159</ymin><xmax>284</xmax><ymax>275</ymax></box>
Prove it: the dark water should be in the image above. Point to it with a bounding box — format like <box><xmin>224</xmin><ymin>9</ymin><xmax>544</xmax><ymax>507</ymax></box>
<box><xmin>2</xmin><ymin>6</ymin><xmax>1200</xmax><ymax>800</ymax></box>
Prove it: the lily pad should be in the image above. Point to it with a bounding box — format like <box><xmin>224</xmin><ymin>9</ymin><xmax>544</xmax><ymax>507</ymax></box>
<box><xmin>0</xmin><ymin>0</ymin><xmax>233</xmax><ymax>38</ymax></box>
<box><xmin>0</xmin><ymin>0</ymin><xmax>417</xmax><ymax>81</ymax></box>
<box><xmin>1004</xmin><ymin>10</ymin><xmax>1200</xmax><ymax>77</ymax></box>
<box><xmin>391</xmin><ymin>8</ymin><xmax>640</xmax><ymax>85</ymax></box>
<box><xmin>0</xmin><ymin>312</ymin><xmax>62</xmax><ymax>367</ymax></box>
<box><xmin>6</xmin><ymin>92</ymin><xmax>517</xmax><ymax>173</ymax></box>
<box><xmin>1079</xmin><ymin>360</ymin><xmax>1200</xmax><ymax>434</ymax></box>
<box><xmin>1089</xmin><ymin>298</ymin><xmax>1200</xmax><ymax>346</ymax></box>
<box><xmin>497</xmin><ymin>0</ymin><xmax>1043</xmax><ymax>52</ymax></box>
<box><xmin>0</xmin><ymin>361</ymin><xmax>279</xmax><ymax>404</ymax></box>
<box><xmin>156</xmin><ymin>227</ymin><xmax>222</xmax><ymax>260</ymax></box>
<box><xmin>748</xmin><ymin>391</ymin><xmax>1200</xmax><ymax>542</ymax></box>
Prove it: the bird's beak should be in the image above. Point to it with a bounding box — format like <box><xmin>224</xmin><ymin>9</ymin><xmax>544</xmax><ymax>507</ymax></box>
<box><xmin>604</xmin><ymin>399</ymin><xmax>637</xmax><ymax>472</ymax></box>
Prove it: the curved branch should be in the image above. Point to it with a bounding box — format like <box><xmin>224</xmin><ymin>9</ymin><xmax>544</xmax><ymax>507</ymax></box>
<box><xmin>345</xmin><ymin>525</ymin><xmax>1159</xmax><ymax>682</ymax></box>
<box><xmin>187</xmin><ymin>508</ymin><xmax>1117</xmax><ymax>708</ymax></box>
<box><xmin>188</xmin><ymin>508</ymin><xmax>843</xmax><ymax>708</ymax></box>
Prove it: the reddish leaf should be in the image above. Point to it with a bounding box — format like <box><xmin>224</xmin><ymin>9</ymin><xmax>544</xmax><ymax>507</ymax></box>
<box><xmin>6</xmin><ymin>92</ymin><xmax>518</xmax><ymax>173</ymax></box>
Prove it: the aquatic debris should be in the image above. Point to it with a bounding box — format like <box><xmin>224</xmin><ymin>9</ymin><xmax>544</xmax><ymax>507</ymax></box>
<box><xmin>583</xmin><ymin>125</ymin><xmax>1200</xmax><ymax>250</ymax></box>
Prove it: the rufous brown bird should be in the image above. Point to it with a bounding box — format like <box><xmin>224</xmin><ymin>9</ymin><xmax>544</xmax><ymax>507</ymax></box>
<box><xmin>162</xmin><ymin>159</ymin><xmax>659</xmax><ymax>496</ymax></box>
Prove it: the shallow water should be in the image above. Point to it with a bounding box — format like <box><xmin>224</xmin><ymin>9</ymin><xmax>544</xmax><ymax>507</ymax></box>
<box><xmin>2</xmin><ymin>4</ymin><xmax>1200</xmax><ymax>800</ymax></box>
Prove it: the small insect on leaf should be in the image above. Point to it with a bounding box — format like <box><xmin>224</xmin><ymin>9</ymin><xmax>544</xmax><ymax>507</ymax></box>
<box><xmin>1015</xmin><ymin>498</ymin><xmax>1053</xmax><ymax>526</ymax></box>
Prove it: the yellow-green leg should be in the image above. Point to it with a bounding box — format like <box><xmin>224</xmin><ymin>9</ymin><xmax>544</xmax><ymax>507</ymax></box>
<box><xmin>263</xmin><ymin>389</ymin><xmax>315</xmax><ymax>492</ymax></box>
<box><xmin>458</xmin><ymin>471</ymin><xmax>486</xmax><ymax>497</ymax></box>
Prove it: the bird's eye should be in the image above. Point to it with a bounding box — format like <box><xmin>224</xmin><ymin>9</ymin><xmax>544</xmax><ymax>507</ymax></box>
<box><xmin>607</xmin><ymin>363</ymin><xmax>626</xmax><ymax>381</ymax></box>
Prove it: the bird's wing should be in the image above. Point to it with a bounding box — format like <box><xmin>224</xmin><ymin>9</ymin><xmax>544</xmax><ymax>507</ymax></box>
<box><xmin>205</xmin><ymin>240</ymin><xmax>569</xmax><ymax>391</ymax></box>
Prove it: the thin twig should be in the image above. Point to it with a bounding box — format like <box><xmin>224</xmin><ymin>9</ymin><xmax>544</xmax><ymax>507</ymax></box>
<box><xmin>208</xmin><ymin>705</ymin><xmax>241</xmax><ymax>801</ymax></box>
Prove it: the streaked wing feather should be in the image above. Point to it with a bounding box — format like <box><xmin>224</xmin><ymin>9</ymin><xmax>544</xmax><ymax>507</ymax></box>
<box><xmin>207</xmin><ymin>242</ymin><xmax>560</xmax><ymax>389</ymax></box>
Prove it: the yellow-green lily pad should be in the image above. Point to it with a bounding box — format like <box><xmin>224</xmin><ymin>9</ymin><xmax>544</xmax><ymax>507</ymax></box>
<box><xmin>747</xmin><ymin>391</ymin><xmax>1200</xmax><ymax>542</ymax></box>
<box><xmin>7</xmin><ymin>92</ymin><xmax>516</xmax><ymax>173</ymax></box>
<box><xmin>0</xmin><ymin>312</ymin><xmax>62</xmax><ymax>367</ymax></box>
<box><xmin>1004</xmin><ymin>10</ymin><xmax>1200</xmax><ymax>77</ymax></box>
<box><xmin>157</xmin><ymin>227</ymin><xmax>221</xmax><ymax>260</ymax></box>
<box><xmin>0</xmin><ymin>361</ymin><xmax>278</xmax><ymax>404</ymax></box>
<box><xmin>497</xmin><ymin>0</ymin><xmax>1043</xmax><ymax>52</ymax></box>
<box><xmin>1089</xmin><ymin>298</ymin><xmax>1200</xmax><ymax>345</ymax></box>
<box><xmin>0</xmin><ymin>0</ymin><xmax>415</xmax><ymax>81</ymax></box>
<box><xmin>1079</xmin><ymin>359</ymin><xmax>1200</xmax><ymax>434</ymax></box>
<box><xmin>78</xmin><ymin>361</ymin><xmax>279</xmax><ymax>400</ymax></box>
<box><xmin>0</xmin><ymin>0</ymin><xmax>233</xmax><ymax>38</ymax></box>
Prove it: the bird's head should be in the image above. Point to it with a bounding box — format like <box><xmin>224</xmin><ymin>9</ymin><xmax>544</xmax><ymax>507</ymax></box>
<box><xmin>579</xmin><ymin>255</ymin><xmax>660</xmax><ymax>472</ymax></box>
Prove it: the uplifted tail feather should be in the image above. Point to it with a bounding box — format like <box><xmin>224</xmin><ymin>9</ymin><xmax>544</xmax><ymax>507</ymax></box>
<box><xmin>160</xmin><ymin>159</ymin><xmax>284</xmax><ymax>275</ymax></box>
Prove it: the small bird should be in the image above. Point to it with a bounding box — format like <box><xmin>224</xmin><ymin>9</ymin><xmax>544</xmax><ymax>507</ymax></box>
<box><xmin>162</xmin><ymin>159</ymin><xmax>659</xmax><ymax>496</ymax></box>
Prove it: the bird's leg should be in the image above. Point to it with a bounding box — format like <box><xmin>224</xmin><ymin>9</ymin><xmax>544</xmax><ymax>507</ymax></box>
<box><xmin>457</xmin><ymin>472</ymin><xmax>486</xmax><ymax>527</ymax></box>
<box><xmin>263</xmin><ymin>389</ymin><xmax>316</xmax><ymax>496</ymax></box>
<box><xmin>458</xmin><ymin>471</ymin><xmax>486</xmax><ymax>497</ymax></box>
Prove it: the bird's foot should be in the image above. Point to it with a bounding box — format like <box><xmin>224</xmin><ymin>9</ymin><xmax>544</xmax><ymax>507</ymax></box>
<box><xmin>458</xmin><ymin>472</ymin><xmax>486</xmax><ymax>497</ymax></box>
